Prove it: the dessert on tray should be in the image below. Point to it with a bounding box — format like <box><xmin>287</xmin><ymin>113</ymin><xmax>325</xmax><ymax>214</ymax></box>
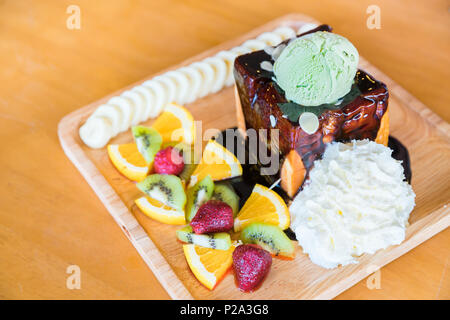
<box><xmin>233</xmin><ymin>24</ymin><xmax>414</xmax><ymax>269</ymax></box>
<box><xmin>77</xmin><ymin>21</ymin><xmax>416</xmax><ymax>291</ymax></box>
<box><xmin>234</xmin><ymin>24</ymin><xmax>390</xmax><ymax>198</ymax></box>
<box><xmin>234</xmin><ymin>25</ymin><xmax>415</xmax><ymax>268</ymax></box>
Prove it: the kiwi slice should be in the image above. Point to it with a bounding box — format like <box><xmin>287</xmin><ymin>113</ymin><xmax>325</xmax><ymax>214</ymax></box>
<box><xmin>176</xmin><ymin>226</ymin><xmax>231</xmax><ymax>250</ymax></box>
<box><xmin>240</xmin><ymin>222</ymin><xmax>295</xmax><ymax>258</ymax></box>
<box><xmin>212</xmin><ymin>182</ymin><xmax>240</xmax><ymax>217</ymax></box>
<box><xmin>179</xmin><ymin>147</ymin><xmax>198</xmax><ymax>182</ymax></box>
<box><xmin>132</xmin><ymin>126</ymin><xmax>162</xmax><ymax>164</ymax></box>
<box><xmin>162</xmin><ymin>141</ymin><xmax>198</xmax><ymax>182</ymax></box>
<box><xmin>185</xmin><ymin>175</ymin><xmax>214</xmax><ymax>222</ymax></box>
<box><xmin>137</xmin><ymin>174</ymin><xmax>186</xmax><ymax>211</ymax></box>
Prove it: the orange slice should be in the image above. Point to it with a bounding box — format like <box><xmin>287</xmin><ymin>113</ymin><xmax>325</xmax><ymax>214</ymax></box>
<box><xmin>135</xmin><ymin>196</ymin><xmax>186</xmax><ymax>225</ymax></box>
<box><xmin>151</xmin><ymin>103</ymin><xmax>196</xmax><ymax>145</ymax></box>
<box><xmin>189</xmin><ymin>140</ymin><xmax>242</xmax><ymax>187</ymax></box>
<box><xmin>234</xmin><ymin>184</ymin><xmax>290</xmax><ymax>232</ymax></box>
<box><xmin>375</xmin><ymin>109</ymin><xmax>389</xmax><ymax>146</ymax></box>
<box><xmin>107</xmin><ymin>143</ymin><xmax>149</xmax><ymax>181</ymax></box>
<box><xmin>183</xmin><ymin>243</ymin><xmax>235</xmax><ymax>290</ymax></box>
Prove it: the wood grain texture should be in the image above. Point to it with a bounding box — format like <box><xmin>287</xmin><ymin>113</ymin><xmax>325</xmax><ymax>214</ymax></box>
<box><xmin>1</xmin><ymin>0</ymin><xmax>449</xmax><ymax>300</ymax></box>
<box><xmin>58</xmin><ymin>14</ymin><xmax>450</xmax><ymax>300</ymax></box>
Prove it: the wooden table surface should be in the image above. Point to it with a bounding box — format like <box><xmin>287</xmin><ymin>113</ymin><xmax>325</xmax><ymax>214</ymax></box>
<box><xmin>0</xmin><ymin>0</ymin><xmax>449</xmax><ymax>300</ymax></box>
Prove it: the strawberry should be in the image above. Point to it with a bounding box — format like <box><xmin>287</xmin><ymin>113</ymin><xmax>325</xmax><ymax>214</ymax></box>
<box><xmin>232</xmin><ymin>244</ymin><xmax>272</xmax><ymax>292</ymax></box>
<box><xmin>190</xmin><ymin>200</ymin><xmax>233</xmax><ymax>234</ymax></box>
<box><xmin>153</xmin><ymin>146</ymin><xmax>185</xmax><ymax>175</ymax></box>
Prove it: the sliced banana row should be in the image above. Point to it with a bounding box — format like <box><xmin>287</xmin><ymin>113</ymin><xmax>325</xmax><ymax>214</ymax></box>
<box><xmin>79</xmin><ymin>24</ymin><xmax>317</xmax><ymax>149</ymax></box>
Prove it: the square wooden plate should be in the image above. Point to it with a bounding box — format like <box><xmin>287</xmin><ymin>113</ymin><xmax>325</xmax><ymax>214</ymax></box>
<box><xmin>58</xmin><ymin>14</ymin><xmax>450</xmax><ymax>299</ymax></box>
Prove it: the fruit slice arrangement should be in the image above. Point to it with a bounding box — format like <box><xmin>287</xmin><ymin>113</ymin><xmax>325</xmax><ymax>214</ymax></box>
<box><xmin>107</xmin><ymin>103</ymin><xmax>194</xmax><ymax>181</ymax></box>
<box><xmin>135</xmin><ymin>196</ymin><xmax>186</xmax><ymax>225</ymax></box>
<box><xmin>107</xmin><ymin>143</ymin><xmax>149</xmax><ymax>182</ymax></box>
<box><xmin>212</xmin><ymin>182</ymin><xmax>240</xmax><ymax>217</ymax></box>
<box><xmin>178</xmin><ymin>182</ymin><xmax>293</xmax><ymax>291</ymax></box>
<box><xmin>234</xmin><ymin>184</ymin><xmax>290</xmax><ymax>232</ymax></box>
<box><xmin>183</xmin><ymin>243</ymin><xmax>235</xmax><ymax>290</ymax></box>
<box><xmin>177</xmin><ymin>226</ymin><xmax>232</xmax><ymax>250</ymax></box>
<box><xmin>132</xmin><ymin>126</ymin><xmax>162</xmax><ymax>165</ymax></box>
<box><xmin>185</xmin><ymin>175</ymin><xmax>215</xmax><ymax>222</ymax></box>
<box><xmin>240</xmin><ymin>222</ymin><xmax>294</xmax><ymax>259</ymax></box>
<box><xmin>189</xmin><ymin>139</ymin><xmax>243</xmax><ymax>187</ymax></box>
<box><xmin>152</xmin><ymin>102</ymin><xmax>196</xmax><ymax>145</ymax></box>
<box><xmin>106</xmin><ymin>102</ymin><xmax>295</xmax><ymax>292</ymax></box>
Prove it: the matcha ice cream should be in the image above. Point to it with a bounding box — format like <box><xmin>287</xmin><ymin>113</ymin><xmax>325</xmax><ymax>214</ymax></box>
<box><xmin>273</xmin><ymin>31</ymin><xmax>359</xmax><ymax>106</ymax></box>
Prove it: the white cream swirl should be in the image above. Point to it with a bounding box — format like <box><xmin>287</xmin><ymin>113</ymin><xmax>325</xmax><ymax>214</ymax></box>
<box><xmin>79</xmin><ymin>24</ymin><xmax>317</xmax><ymax>148</ymax></box>
<box><xmin>290</xmin><ymin>140</ymin><xmax>415</xmax><ymax>269</ymax></box>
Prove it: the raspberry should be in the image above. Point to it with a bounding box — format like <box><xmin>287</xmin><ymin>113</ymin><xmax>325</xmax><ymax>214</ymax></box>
<box><xmin>153</xmin><ymin>146</ymin><xmax>185</xmax><ymax>175</ymax></box>
<box><xmin>190</xmin><ymin>200</ymin><xmax>233</xmax><ymax>234</ymax></box>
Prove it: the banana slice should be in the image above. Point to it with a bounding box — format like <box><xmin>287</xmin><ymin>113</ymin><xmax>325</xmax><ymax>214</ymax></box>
<box><xmin>298</xmin><ymin>23</ymin><xmax>318</xmax><ymax>34</ymax></box>
<box><xmin>154</xmin><ymin>75</ymin><xmax>176</xmax><ymax>106</ymax></box>
<box><xmin>242</xmin><ymin>39</ymin><xmax>267</xmax><ymax>51</ymax></box>
<box><xmin>122</xmin><ymin>90</ymin><xmax>146</xmax><ymax>125</ymax></box>
<box><xmin>273</xmin><ymin>26</ymin><xmax>297</xmax><ymax>40</ymax></box>
<box><xmin>91</xmin><ymin>104</ymin><xmax>123</xmax><ymax>136</ymax></box>
<box><xmin>79</xmin><ymin>116</ymin><xmax>113</xmax><ymax>149</ymax></box>
<box><xmin>132</xmin><ymin>85</ymin><xmax>155</xmax><ymax>120</ymax></box>
<box><xmin>191</xmin><ymin>61</ymin><xmax>215</xmax><ymax>98</ymax></box>
<box><xmin>104</xmin><ymin>102</ymin><xmax>129</xmax><ymax>133</ymax></box>
<box><xmin>108</xmin><ymin>96</ymin><xmax>135</xmax><ymax>131</ymax></box>
<box><xmin>203</xmin><ymin>57</ymin><xmax>227</xmax><ymax>94</ymax></box>
<box><xmin>140</xmin><ymin>80</ymin><xmax>164</xmax><ymax>118</ymax></box>
<box><xmin>165</xmin><ymin>70</ymin><xmax>190</xmax><ymax>104</ymax></box>
<box><xmin>256</xmin><ymin>32</ymin><xmax>283</xmax><ymax>46</ymax></box>
<box><xmin>179</xmin><ymin>65</ymin><xmax>203</xmax><ymax>104</ymax></box>
<box><xmin>216</xmin><ymin>50</ymin><xmax>238</xmax><ymax>86</ymax></box>
<box><xmin>230</xmin><ymin>45</ymin><xmax>252</xmax><ymax>57</ymax></box>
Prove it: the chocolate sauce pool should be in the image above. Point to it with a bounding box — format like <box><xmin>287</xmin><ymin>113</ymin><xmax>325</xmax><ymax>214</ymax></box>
<box><xmin>216</xmin><ymin>129</ymin><xmax>412</xmax><ymax>240</ymax></box>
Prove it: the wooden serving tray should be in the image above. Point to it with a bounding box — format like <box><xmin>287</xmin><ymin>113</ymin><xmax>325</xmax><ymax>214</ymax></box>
<box><xmin>58</xmin><ymin>14</ymin><xmax>450</xmax><ymax>299</ymax></box>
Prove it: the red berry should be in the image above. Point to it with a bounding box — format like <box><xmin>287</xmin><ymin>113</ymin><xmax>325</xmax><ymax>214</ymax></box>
<box><xmin>190</xmin><ymin>200</ymin><xmax>233</xmax><ymax>234</ymax></box>
<box><xmin>232</xmin><ymin>244</ymin><xmax>272</xmax><ymax>292</ymax></box>
<box><xmin>153</xmin><ymin>146</ymin><xmax>185</xmax><ymax>175</ymax></box>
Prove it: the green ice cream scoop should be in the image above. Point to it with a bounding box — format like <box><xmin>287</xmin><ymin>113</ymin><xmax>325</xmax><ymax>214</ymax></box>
<box><xmin>273</xmin><ymin>31</ymin><xmax>359</xmax><ymax>106</ymax></box>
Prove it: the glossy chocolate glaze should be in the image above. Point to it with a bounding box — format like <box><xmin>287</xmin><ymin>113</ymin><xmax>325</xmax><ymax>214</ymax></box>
<box><xmin>234</xmin><ymin>24</ymin><xmax>389</xmax><ymax>176</ymax></box>
<box><xmin>217</xmin><ymin>129</ymin><xmax>412</xmax><ymax>240</ymax></box>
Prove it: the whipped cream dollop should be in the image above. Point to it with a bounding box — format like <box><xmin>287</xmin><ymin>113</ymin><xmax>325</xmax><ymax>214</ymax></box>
<box><xmin>290</xmin><ymin>140</ymin><xmax>415</xmax><ymax>269</ymax></box>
